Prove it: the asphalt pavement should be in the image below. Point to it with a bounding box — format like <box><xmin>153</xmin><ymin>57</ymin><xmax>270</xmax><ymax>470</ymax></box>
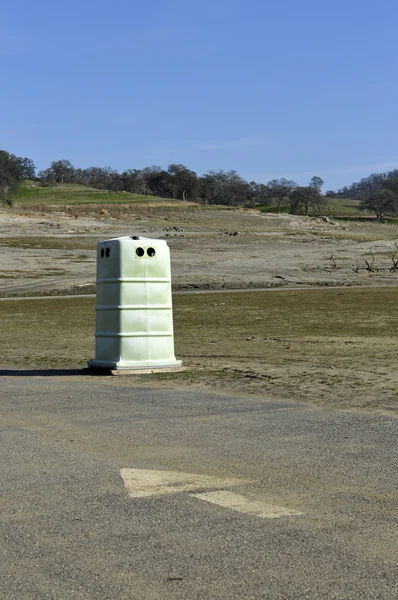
<box><xmin>1</xmin><ymin>373</ymin><xmax>397</xmax><ymax>599</ymax></box>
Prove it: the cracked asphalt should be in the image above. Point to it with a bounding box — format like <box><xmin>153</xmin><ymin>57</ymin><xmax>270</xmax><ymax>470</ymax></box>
<box><xmin>1</xmin><ymin>374</ymin><xmax>397</xmax><ymax>599</ymax></box>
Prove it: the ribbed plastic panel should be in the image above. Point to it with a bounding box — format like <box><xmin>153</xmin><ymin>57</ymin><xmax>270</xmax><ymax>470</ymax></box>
<box><xmin>88</xmin><ymin>236</ymin><xmax>181</xmax><ymax>369</ymax></box>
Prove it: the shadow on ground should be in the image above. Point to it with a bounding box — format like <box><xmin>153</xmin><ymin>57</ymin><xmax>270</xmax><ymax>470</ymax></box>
<box><xmin>0</xmin><ymin>368</ymin><xmax>111</xmax><ymax>377</ymax></box>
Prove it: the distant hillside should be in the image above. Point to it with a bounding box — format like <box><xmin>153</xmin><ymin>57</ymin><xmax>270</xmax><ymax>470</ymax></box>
<box><xmin>13</xmin><ymin>181</ymin><xmax>369</xmax><ymax>219</ymax></box>
<box><xmin>337</xmin><ymin>169</ymin><xmax>398</xmax><ymax>199</ymax></box>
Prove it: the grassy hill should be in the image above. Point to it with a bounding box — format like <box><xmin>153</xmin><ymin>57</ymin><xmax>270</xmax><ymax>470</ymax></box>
<box><xmin>257</xmin><ymin>197</ymin><xmax>364</xmax><ymax>218</ymax></box>
<box><xmin>15</xmin><ymin>182</ymin><xmax>177</xmax><ymax>207</ymax></box>
<box><xmin>15</xmin><ymin>181</ymin><xmax>367</xmax><ymax>218</ymax></box>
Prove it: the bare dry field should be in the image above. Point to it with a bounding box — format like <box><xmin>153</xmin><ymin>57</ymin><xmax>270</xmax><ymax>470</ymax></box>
<box><xmin>1</xmin><ymin>203</ymin><xmax>398</xmax><ymax>296</ymax></box>
<box><xmin>0</xmin><ymin>203</ymin><xmax>398</xmax><ymax>411</ymax></box>
<box><xmin>0</xmin><ymin>289</ymin><xmax>397</xmax><ymax>412</ymax></box>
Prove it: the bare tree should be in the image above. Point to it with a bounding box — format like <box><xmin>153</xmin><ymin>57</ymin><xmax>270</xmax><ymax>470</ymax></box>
<box><xmin>327</xmin><ymin>255</ymin><xmax>337</xmax><ymax>269</ymax></box>
<box><xmin>289</xmin><ymin>186</ymin><xmax>327</xmax><ymax>215</ymax></box>
<box><xmin>360</xmin><ymin>189</ymin><xmax>398</xmax><ymax>221</ymax></box>
<box><xmin>365</xmin><ymin>250</ymin><xmax>376</xmax><ymax>272</ymax></box>
<box><xmin>390</xmin><ymin>241</ymin><xmax>398</xmax><ymax>272</ymax></box>
<box><xmin>267</xmin><ymin>178</ymin><xmax>297</xmax><ymax>211</ymax></box>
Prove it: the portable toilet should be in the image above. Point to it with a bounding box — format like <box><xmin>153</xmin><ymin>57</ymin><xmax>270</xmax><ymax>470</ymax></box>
<box><xmin>88</xmin><ymin>236</ymin><xmax>181</xmax><ymax>371</ymax></box>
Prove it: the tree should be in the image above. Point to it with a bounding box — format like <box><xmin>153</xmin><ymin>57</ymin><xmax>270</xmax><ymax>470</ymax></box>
<box><xmin>309</xmin><ymin>176</ymin><xmax>324</xmax><ymax>191</ymax></box>
<box><xmin>120</xmin><ymin>169</ymin><xmax>145</xmax><ymax>194</ymax></box>
<box><xmin>168</xmin><ymin>164</ymin><xmax>198</xmax><ymax>201</ymax></box>
<box><xmin>0</xmin><ymin>150</ymin><xmax>27</xmax><ymax>205</ymax></box>
<box><xmin>224</xmin><ymin>170</ymin><xmax>251</xmax><ymax>206</ymax></box>
<box><xmin>14</xmin><ymin>157</ymin><xmax>36</xmax><ymax>180</ymax></box>
<box><xmin>141</xmin><ymin>166</ymin><xmax>171</xmax><ymax>197</ymax></box>
<box><xmin>198</xmin><ymin>173</ymin><xmax>218</xmax><ymax>204</ymax></box>
<box><xmin>37</xmin><ymin>168</ymin><xmax>56</xmax><ymax>187</ymax></box>
<box><xmin>289</xmin><ymin>186</ymin><xmax>325</xmax><ymax>215</ymax></box>
<box><xmin>49</xmin><ymin>159</ymin><xmax>75</xmax><ymax>183</ymax></box>
<box><xmin>383</xmin><ymin>177</ymin><xmax>398</xmax><ymax>196</ymax></box>
<box><xmin>197</xmin><ymin>170</ymin><xmax>251</xmax><ymax>206</ymax></box>
<box><xmin>337</xmin><ymin>170</ymin><xmax>398</xmax><ymax>200</ymax></box>
<box><xmin>360</xmin><ymin>189</ymin><xmax>398</xmax><ymax>221</ymax></box>
<box><xmin>267</xmin><ymin>178</ymin><xmax>297</xmax><ymax>211</ymax></box>
<box><xmin>101</xmin><ymin>166</ymin><xmax>120</xmax><ymax>193</ymax></box>
<box><xmin>249</xmin><ymin>182</ymin><xmax>269</xmax><ymax>206</ymax></box>
<box><xmin>84</xmin><ymin>167</ymin><xmax>109</xmax><ymax>190</ymax></box>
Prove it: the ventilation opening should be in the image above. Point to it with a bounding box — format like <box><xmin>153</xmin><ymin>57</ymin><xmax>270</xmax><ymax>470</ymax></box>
<box><xmin>147</xmin><ymin>247</ymin><xmax>156</xmax><ymax>257</ymax></box>
<box><xmin>105</xmin><ymin>248</ymin><xmax>110</xmax><ymax>257</ymax></box>
<box><xmin>136</xmin><ymin>247</ymin><xmax>145</xmax><ymax>257</ymax></box>
<box><xmin>100</xmin><ymin>248</ymin><xmax>104</xmax><ymax>258</ymax></box>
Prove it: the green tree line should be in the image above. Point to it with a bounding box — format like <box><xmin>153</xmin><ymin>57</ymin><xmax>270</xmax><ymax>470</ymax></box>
<box><xmin>335</xmin><ymin>169</ymin><xmax>398</xmax><ymax>221</ymax></box>
<box><xmin>2</xmin><ymin>148</ymin><xmax>398</xmax><ymax>219</ymax></box>
<box><xmin>336</xmin><ymin>170</ymin><xmax>398</xmax><ymax>200</ymax></box>
<box><xmin>36</xmin><ymin>159</ymin><xmax>326</xmax><ymax>213</ymax></box>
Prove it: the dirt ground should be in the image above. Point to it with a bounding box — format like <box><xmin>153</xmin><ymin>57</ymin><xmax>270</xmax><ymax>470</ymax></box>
<box><xmin>1</xmin><ymin>289</ymin><xmax>398</xmax><ymax>412</ymax></box>
<box><xmin>1</xmin><ymin>205</ymin><xmax>398</xmax><ymax>412</ymax></box>
<box><xmin>1</xmin><ymin>204</ymin><xmax>398</xmax><ymax>297</ymax></box>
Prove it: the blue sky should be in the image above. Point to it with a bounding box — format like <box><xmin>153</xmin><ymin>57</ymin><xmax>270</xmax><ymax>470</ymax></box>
<box><xmin>1</xmin><ymin>0</ymin><xmax>397</xmax><ymax>190</ymax></box>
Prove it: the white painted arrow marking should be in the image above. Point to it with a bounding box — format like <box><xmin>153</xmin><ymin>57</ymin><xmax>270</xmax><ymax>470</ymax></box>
<box><xmin>120</xmin><ymin>468</ymin><xmax>241</xmax><ymax>498</ymax></box>
<box><xmin>191</xmin><ymin>490</ymin><xmax>304</xmax><ymax>519</ymax></box>
<box><xmin>120</xmin><ymin>469</ymin><xmax>304</xmax><ymax>519</ymax></box>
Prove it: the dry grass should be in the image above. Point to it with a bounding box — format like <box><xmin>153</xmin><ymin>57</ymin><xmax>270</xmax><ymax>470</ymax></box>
<box><xmin>0</xmin><ymin>236</ymin><xmax>98</xmax><ymax>250</ymax></box>
<box><xmin>310</xmin><ymin>230</ymin><xmax>398</xmax><ymax>243</ymax></box>
<box><xmin>1</xmin><ymin>288</ymin><xmax>397</xmax><ymax>411</ymax></box>
<box><xmin>0</xmin><ymin>268</ymin><xmax>67</xmax><ymax>279</ymax></box>
<box><xmin>16</xmin><ymin>183</ymin><xmax>170</xmax><ymax>206</ymax></box>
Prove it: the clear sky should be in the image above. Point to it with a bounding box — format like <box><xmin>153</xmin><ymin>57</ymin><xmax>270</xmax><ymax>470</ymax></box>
<box><xmin>1</xmin><ymin>0</ymin><xmax>397</xmax><ymax>190</ymax></box>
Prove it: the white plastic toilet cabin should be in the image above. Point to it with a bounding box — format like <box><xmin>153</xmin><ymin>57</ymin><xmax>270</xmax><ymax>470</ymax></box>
<box><xmin>88</xmin><ymin>235</ymin><xmax>181</xmax><ymax>370</ymax></box>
